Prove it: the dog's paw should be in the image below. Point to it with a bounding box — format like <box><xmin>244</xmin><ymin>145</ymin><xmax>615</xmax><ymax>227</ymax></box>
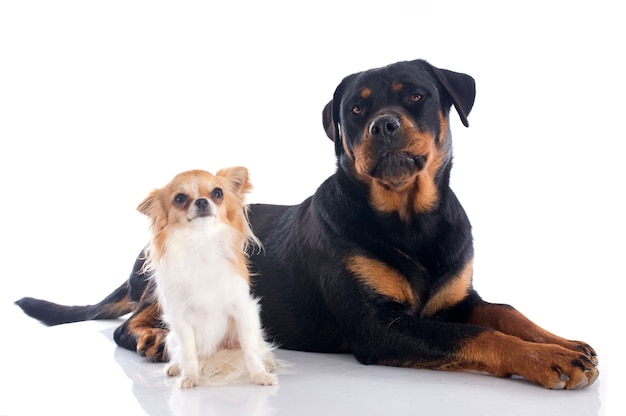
<box><xmin>565</xmin><ymin>340</ymin><xmax>598</xmax><ymax>366</ymax></box>
<box><xmin>250</xmin><ymin>371</ymin><xmax>278</xmax><ymax>386</ymax></box>
<box><xmin>263</xmin><ymin>355</ymin><xmax>278</xmax><ymax>373</ymax></box>
<box><xmin>524</xmin><ymin>344</ymin><xmax>599</xmax><ymax>389</ymax></box>
<box><xmin>178</xmin><ymin>376</ymin><xmax>198</xmax><ymax>389</ymax></box>
<box><xmin>136</xmin><ymin>328</ymin><xmax>168</xmax><ymax>362</ymax></box>
<box><xmin>166</xmin><ymin>364</ymin><xmax>181</xmax><ymax>377</ymax></box>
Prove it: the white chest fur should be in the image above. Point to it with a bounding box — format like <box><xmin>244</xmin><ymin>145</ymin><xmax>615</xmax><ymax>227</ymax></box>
<box><xmin>150</xmin><ymin>217</ymin><xmax>276</xmax><ymax>387</ymax></box>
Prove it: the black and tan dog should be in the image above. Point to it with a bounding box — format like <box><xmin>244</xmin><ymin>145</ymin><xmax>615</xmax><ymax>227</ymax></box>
<box><xmin>16</xmin><ymin>59</ymin><xmax>598</xmax><ymax>389</ymax></box>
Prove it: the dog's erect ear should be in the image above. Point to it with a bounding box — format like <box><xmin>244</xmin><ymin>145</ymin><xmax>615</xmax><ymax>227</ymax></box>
<box><xmin>217</xmin><ymin>166</ymin><xmax>252</xmax><ymax>196</ymax></box>
<box><xmin>430</xmin><ymin>66</ymin><xmax>476</xmax><ymax>128</ymax></box>
<box><xmin>137</xmin><ymin>190</ymin><xmax>160</xmax><ymax>217</ymax></box>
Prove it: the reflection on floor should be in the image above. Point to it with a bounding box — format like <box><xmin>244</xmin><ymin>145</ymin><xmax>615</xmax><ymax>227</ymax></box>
<box><xmin>1</xmin><ymin>303</ymin><xmax>609</xmax><ymax>416</ymax></box>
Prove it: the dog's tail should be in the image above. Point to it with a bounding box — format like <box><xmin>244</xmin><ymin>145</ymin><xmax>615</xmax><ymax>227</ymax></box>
<box><xmin>15</xmin><ymin>280</ymin><xmax>134</xmax><ymax>326</ymax></box>
<box><xmin>15</xmin><ymin>251</ymin><xmax>149</xmax><ymax>326</ymax></box>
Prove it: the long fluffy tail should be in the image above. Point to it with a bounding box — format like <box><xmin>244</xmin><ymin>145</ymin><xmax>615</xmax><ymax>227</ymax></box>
<box><xmin>15</xmin><ymin>280</ymin><xmax>133</xmax><ymax>326</ymax></box>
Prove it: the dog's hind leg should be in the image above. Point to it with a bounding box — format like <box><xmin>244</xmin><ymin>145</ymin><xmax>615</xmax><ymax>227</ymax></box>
<box><xmin>113</xmin><ymin>299</ymin><xmax>168</xmax><ymax>362</ymax></box>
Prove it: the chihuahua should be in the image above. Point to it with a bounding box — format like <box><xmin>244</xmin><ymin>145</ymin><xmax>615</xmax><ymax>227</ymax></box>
<box><xmin>138</xmin><ymin>167</ymin><xmax>277</xmax><ymax>388</ymax></box>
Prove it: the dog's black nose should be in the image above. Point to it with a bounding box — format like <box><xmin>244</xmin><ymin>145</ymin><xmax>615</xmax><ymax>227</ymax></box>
<box><xmin>195</xmin><ymin>198</ymin><xmax>209</xmax><ymax>209</ymax></box>
<box><xmin>369</xmin><ymin>115</ymin><xmax>400</xmax><ymax>140</ymax></box>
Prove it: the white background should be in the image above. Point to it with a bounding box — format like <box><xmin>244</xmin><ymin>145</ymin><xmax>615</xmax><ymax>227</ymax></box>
<box><xmin>1</xmin><ymin>1</ymin><xmax>623</xmax><ymax>414</ymax></box>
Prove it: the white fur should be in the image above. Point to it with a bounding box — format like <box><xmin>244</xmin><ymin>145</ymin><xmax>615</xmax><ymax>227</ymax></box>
<box><xmin>152</xmin><ymin>214</ymin><xmax>277</xmax><ymax>388</ymax></box>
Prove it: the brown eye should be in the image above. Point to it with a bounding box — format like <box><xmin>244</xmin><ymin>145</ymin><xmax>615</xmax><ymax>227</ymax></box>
<box><xmin>211</xmin><ymin>188</ymin><xmax>223</xmax><ymax>202</ymax></box>
<box><xmin>173</xmin><ymin>193</ymin><xmax>188</xmax><ymax>205</ymax></box>
<box><xmin>410</xmin><ymin>94</ymin><xmax>422</xmax><ymax>102</ymax></box>
<box><xmin>352</xmin><ymin>104</ymin><xmax>363</xmax><ymax>114</ymax></box>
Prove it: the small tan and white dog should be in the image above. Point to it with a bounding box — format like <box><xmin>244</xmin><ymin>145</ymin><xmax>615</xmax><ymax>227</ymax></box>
<box><xmin>137</xmin><ymin>167</ymin><xmax>277</xmax><ymax>388</ymax></box>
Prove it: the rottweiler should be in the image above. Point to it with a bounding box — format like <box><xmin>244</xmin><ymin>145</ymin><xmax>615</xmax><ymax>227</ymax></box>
<box><xmin>16</xmin><ymin>59</ymin><xmax>598</xmax><ymax>389</ymax></box>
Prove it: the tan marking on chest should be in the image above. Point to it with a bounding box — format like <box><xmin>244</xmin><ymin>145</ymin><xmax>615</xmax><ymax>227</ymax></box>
<box><xmin>345</xmin><ymin>255</ymin><xmax>418</xmax><ymax>309</ymax></box>
<box><xmin>421</xmin><ymin>258</ymin><xmax>473</xmax><ymax>317</ymax></box>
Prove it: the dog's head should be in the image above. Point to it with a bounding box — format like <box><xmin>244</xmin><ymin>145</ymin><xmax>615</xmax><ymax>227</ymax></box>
<box><xmin>323</xmin><ymin>59</ymin><xmax>475</xmax><ymax>217</ymax></box>
<box><xmin>137</xmin><ymin>167</ymin><xmax>258</xmax><ymax>260</ymax></box>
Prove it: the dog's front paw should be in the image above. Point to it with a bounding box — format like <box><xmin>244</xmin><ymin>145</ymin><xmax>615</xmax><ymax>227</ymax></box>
<box><xmin>250</xmin><ymin>371</ymin><xmax>278</xmax><ymax>386</ymax></box>
<box><xmin>526</xmin><ymin>344</ymin><xmax>599</xmax><ymax>389</ymax></box>
<box><xmin>178</xmin><ymin>376</ymin><xmax>198</xmax><ymax>389</ymax></box>
<box><xmin>263</xmin><ymin>355</ymin><xmax>279</xmax><ymax>373</ymax></box>
<box><xmin>166</xmin><ymin>363</ymin><xmax>181</xmax><ymax>377</ymax></box>
<box><xmin>566</xmin><ymin>340</ymin><xmax>598</xmax><ymax>366</ymax></box>
<box><xmin>136</xmin><ymin>328</ymin><xmax>168</xmax><ymax>362</ymax></box>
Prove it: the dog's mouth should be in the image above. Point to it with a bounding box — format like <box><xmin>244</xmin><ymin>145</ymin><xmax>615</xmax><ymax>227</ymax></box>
<box><xmin>187</xmin><ymin>212</ymin><xmax>214</xmax><ymax>222</ymax></box>
<box><xmin>369</xmin><ymin>152</ymin><xmax>427</xmax><ymax>188</ymax></box>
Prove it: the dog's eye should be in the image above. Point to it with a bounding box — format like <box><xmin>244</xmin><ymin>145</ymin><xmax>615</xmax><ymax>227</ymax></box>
<box><xmin>211</xmin><ymin>188</ymin><xmax>223</xmax><ymax>202</ymax></box>
<box><xmin>352</xmin><ymin>104</ymin><xmax>364</xmax><ymax>115</ymax></box>
<box><xmin>173</xmin><ymin>193</ymin><xmax>188</xmax><ymax>205</ymax></box>
<box><xmin>409</xmin><ymin>94</ymin><xmax>422</xmax><ymax>103</ymax></box>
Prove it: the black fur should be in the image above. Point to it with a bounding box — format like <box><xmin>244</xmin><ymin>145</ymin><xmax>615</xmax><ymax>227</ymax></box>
<box><xmin>248</xmin><ymin>60</ymin><xmax>479</xmax><ymax>361</ymax></box>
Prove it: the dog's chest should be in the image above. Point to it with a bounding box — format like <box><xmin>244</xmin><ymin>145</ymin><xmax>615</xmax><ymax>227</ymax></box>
<box><xmin>154</xmin><ymin>225</ymin><xmax>247</xmax><ymax>312</ymax></box>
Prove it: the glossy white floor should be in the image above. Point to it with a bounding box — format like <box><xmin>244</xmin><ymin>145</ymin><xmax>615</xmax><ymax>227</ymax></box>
<box><xmin>0</xmin><ymin>301</ymin><xmax>612</xmax><ymax>416</ymax></box>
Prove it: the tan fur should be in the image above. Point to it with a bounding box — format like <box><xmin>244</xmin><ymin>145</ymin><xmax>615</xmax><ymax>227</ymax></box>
<box><xmin>346</xmin><ymin>255</ymin><xmax>419</xmax><ymax>309</ymax></box>
<box><xmin>420</xmin><ymin>258</ymin><xmax>473</xmax><ymax>317</ymax></box>
<box><xmin>137</xmin><ymin>168</ymin><xmax>259</xmax><ymax>283</ymax></box>
<box><xmin>351</xmin><ymin>112</ymin><xmax>450</xmax><ymax>220</ymax></box>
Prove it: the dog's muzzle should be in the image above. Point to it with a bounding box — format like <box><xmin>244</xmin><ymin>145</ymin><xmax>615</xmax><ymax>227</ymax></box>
<box><xmin>365</xmin><ymin>114</ymin><xmax>428</xmax><ymax>187</ymax></box>
<box><xmin>190</xmin><ymin>198</ymin><xmax>213</xmax><ymax>220</ymax></box>
<box><xmin>370</xmin><ymin>153</ymin><xmax>427</xmax><ymax>186</ymax></box>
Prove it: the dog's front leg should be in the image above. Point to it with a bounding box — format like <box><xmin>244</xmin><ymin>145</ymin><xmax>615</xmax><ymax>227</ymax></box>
<box><xmin>465</xmin><ymin>302</ymin><xmax>598</xmax><ymax>360</ymax></box>
<box><xmin>168</xmin><ymin>322</ymin><xmax>200</xmax><ymax>389</ymax></box>
<box><xmin>327</xmin><ymin>281</ymin><xmax>598</xmax><ymax>389</ymax></box>
<box><xmin>461</xmin><ymin>300</ymin><xmax>599</xmax><ymax>388</ymax></box>
<box><xmin>234</xmin><ymin>298</ymin><xmax>277</xmax><ymax>386</ymax></box>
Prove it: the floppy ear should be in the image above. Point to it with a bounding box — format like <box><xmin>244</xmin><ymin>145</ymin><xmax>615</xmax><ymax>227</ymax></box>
<box><xmin>322</xmin><ymin>98</ymin><xmax>344</xmax><ymax>156</ymax></box>
<box><xmin>431</xmin><ymin>67</ymin><xmax>476</xmax><ymax>128</ymax></box>
<box><xmin>137</xmin><ymin>190</ymin><xmax>160</xmax><ymax>217</ymax></box>
<box><xmin>322</xmin><ymin>100</ymin><xmax>336</xmax><ymax>142</ymax></box>
<box><xmin>322</xmin><ymin>73</ymin><xmax>358</xmax><ymax>156</ymax></box>
<box><xmin>217</xmin><ymin>166</ymin><xmax>252</xmax><ymax>196</ymax></box>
